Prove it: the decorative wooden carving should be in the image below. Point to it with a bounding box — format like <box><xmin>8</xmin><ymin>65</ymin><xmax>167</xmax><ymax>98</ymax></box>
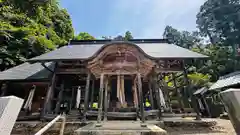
<box><xmin>87</xmin><ymin>44</ymin><xmax>155</xmax><ymax>77</ymax></box>
<box><xmin>155</xmin><ymin>59</ymin><xmax>183</xmax><ymax>73</ymax></box>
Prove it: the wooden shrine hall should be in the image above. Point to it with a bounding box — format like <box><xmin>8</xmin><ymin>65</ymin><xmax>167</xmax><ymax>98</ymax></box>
<box><xmin>0</xmin><ymin>39</ymin><xmax>208</xmax><ymax>125</ymax></box>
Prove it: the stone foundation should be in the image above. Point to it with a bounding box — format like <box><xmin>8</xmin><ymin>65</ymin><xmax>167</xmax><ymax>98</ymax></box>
<box><xmin>11</xmin><ymin>118</ymin><xmax>217</xmax><ymax>135</ymax></box>
<box><xmin>11</xmin><ymin>122</ymin><xmax>84</xmax><ymax>135</ymax></box>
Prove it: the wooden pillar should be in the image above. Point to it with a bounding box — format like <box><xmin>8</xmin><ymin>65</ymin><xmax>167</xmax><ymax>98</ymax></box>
<box><xmin>137</xmin><ymin>73</ymin><xmax>146</xmax><ymax>125</ymax></box>
<box><xmin>104</xmin><ymin>75</ymin><xmax>108</xmax><ymax>121</ymax></box>
<box><xmin>0</xmin><ymin>82</ymin><xmax>7</xmax><ymax>97</ymax></box>
<box><xmin>202</xmin><ymin>95</ymin><xmax>211</xmax><ymax>117</ymax></box>
<box><xmin>90</xmin><ymin>78</ymin><xmax>95</xmax><ymax>108</ymax></box>
<box><xmin>42</xmin><ymin>63</ymin><xmax>57</xmax><ymax>116</ymax></box>
<box><xmin>183</xmin><ymin>65</ymin><xmax>201</xmax><ymax>120</ymax></box>
<box><xmin>43</xmin><ymin>83</ymin><xmax>53</xmax><ymax>115</ymax></box>
<box><xmin>97</xmin><ymin>74</ymin><xmax>104</xmax><ymax>126</ymax></box>
<box><xmin>133</xmin><ymin>76</ymin><xmax>138</xmax><ymax>108</ymax></box>
<box><xmin>55</xmin><ymin>84</ymin><xmax>64</xmax><ymax>114</ymax></box>
<box><xmin>120</xmin><ymin>75</ymin><xmax>126</xmax><ymax>107</ymax></box>
<box><xmin>154</xmin><ymin>72</ymin><xmax>162</xmax><ymax>120</ymax></box>
<box><xmin>183</xmin><ymin>68</ymin><xmax>191</xmax><ymax>105</ymax></box>
<box><xmin>70</xmin><ymin>87</ymin><xmax>75</xmax><ymax>112</ymax></box>
<box><xmin>172</xmin><ymin>73</ymin><xmax>184</xmax><ymax>111</ymax></box>
<box><xmin>148</xmin><ymin>77</ymin><xmax>155</xmax><ymax>109</ymax></box>
<box><xmin>83</xmin><ymin>72</ymin><xmax>91</xmax><ymax>121</ymax></box>
<box><xmin>0</xmin><ymin>82</ymin><xmax>3</xmax><ymax>96</ymax></box>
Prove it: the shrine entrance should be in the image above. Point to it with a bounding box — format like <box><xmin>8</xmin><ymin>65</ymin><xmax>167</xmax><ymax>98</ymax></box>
<box><xmin>109</xmin><ymin>75</ymin><xmax>134</xmax><ymax>111</ymax></box>
<box><xmin>86</xmin><ymin>43</ymin><xmax>156</xmax><ymax>123</ymax></box>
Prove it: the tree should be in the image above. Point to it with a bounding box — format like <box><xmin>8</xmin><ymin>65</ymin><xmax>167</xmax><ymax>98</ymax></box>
<box><xmin>162</xmin><ymin>25</ymin><xmax>237</xmax><ymax>83</ymax></box>
<box><xmin>192</xmin><ymin>44</ymin><xmax>236</xmax><ymax>81</ymax></box>
<box><xmin>197</xmin><ymin>0</ymin><xmax>240</xmax><ymax>46</ymax></box>
<box><xmin>163</xmin><ymin>26</ymin><xmax>202</xmax><ymax>48</ymax></box>
<box><xmin>74</xmin><ymin>32</ymin><xmax>95</xmax><ymax>40</ymax></box>
<box><xmin>102</xmin><ymin>31</ymin><xmax>134</xmax><ymax>40</ymax></box>
<box><xmin>113</xmin><ymin>35</ymin><xmax>124</xmax><ymax>41</ymax></box>
<box><xmin>196</xmin><ymin>0</ymin><xmax>240</xmax><ymax>75</ymax></box>
<box><xmin>0</xmin><ymin>0</ymin><xmax>74</xmax><ymax>71</ymax></box>
<box><xmin>124</xmin><ymin>31</ymin><xmax>133</xmax><ymax>40</ymax></box>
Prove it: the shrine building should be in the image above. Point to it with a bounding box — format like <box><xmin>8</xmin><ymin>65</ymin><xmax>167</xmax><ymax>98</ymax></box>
<box><xmin>0</xmin><ymin>39</ymin><xmax>208</xmax><ymax>125</ymax></box>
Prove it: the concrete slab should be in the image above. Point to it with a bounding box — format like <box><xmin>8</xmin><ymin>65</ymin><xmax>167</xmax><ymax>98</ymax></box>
<box><xmin>75</xmin><ymin>121</ymin><xmax>167</xmax><ymax>135</ymax></box>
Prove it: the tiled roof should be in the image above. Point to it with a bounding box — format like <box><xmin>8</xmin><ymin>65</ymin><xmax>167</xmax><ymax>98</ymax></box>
<box><xmin>0</xmin><ymin>62</ymin><xmax>53</xmax><ymax>81</ymax></box>
<box><xmin>209</xmin><ymin>72</ymin><xmax>240</xmax><ymax>90</ymax></box>
<box><xmin>28</xmin><ymin>40</ymin><xmax>208</xmax><ymax>62</ymax></box>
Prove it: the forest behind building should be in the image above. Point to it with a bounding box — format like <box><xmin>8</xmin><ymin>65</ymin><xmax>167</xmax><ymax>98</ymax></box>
<box><xmin>1</xmin><ymin>0</ymin><xmax>240</xmax><ymax>90</ymax></box>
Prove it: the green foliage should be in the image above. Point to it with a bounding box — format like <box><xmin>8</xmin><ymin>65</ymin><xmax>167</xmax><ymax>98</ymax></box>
<box><xmin>102</xmin><ymin>31</ymin><xmax>134</xmax><ymax>40</ymax></box>
<box><xmin>0</xmin><ymin>0</ymin><xmax>74</xmax><ymax>71</ymax></box>
<box><xmin>187</xmin><ymin>72</ymin><xmax>211</xmax><ymax>88</ymax></box>
<box><xmin>195</xmin><ymin>0</ymin><xmax>240</xmax><ymax>84</ymax></box>
<box><xmin>163</xmin><ymin>23</ymin><xmax>239</xmax><ymax>85</ymax></box>
<box><xmin>192</xmin><ymin>44</ymin><xmax>236</xmax><ymax>81</ymax></box>
<box><xmin>74</xmin><ymin>32</ymin><xmax>95</xmax><ymax>40</ymax></box>
<box><xmin>124</xmin><ymin>31</ymin><xmax>133</xmax><ymax>40</ymax></box>
<box><xmin>197</xmin><ymin>0</ymin><xmax>240</xmax><ymax>46</ymax></box>
<box><xmin>163</xmin><ymin>26</ymin><xmax>202</xmax><ymax>48</ymax></box>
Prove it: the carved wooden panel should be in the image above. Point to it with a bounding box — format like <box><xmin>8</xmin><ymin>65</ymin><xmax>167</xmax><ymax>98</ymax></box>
<box><xmin>155</xmin><ymin>59</ymin><xmax>183</xmax><ymax>72</ymax></box>
<box><xmin>87</xmin><ymin>44</ymin><xmax>155</xmax><ymax>77</ymax></box>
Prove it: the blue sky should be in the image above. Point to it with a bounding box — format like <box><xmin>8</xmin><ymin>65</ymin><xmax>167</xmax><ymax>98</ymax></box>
<box><xmin>60</xmin><ymin>0</ymin><xmax>205</xmax><ymax>39</ymax></box>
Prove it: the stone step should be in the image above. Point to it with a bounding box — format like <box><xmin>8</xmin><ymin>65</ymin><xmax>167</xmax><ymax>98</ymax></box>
<box><xmin>75</xmin><ymin>122</ymin><xmax>167</xmax><ymax>135</ymax></box>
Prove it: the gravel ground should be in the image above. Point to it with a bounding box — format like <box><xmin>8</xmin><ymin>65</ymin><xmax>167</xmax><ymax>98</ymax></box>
<box><xmin>165</xmin><ymin>119</ymin><xmax>236</xmax><ymax>135</ymax></box>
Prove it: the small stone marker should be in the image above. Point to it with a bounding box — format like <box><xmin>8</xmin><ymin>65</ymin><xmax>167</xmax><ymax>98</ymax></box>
<box><xmin>0</xmin><ymin>96</ymin><xmax>24</xmax><ymax>135</ymax></box>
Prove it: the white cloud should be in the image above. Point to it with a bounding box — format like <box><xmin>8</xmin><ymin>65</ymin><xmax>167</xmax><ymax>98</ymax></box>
<box><xmin>108</xmin><ymin>0</ymin><xmax>205</xmax><ymax>38</ymax></box>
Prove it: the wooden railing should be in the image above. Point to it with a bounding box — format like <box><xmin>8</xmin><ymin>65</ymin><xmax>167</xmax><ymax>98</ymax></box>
<box><xmin>34</xmin><ymin>114</ymin><xmax>66</xmax><ymax>135</ymax></box>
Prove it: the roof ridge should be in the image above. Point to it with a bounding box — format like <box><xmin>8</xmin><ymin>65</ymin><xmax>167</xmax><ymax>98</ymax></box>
<box><xmin>69</xmin><ymin>39</ymin><xmax>169</xmax><ymax>45</ymax></box>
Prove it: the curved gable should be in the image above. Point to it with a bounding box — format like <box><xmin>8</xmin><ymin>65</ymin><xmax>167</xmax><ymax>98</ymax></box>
<box><xmin>87</xmin><ymin>43</ymin><xmax>155</xmax><ymax>77</ymax></box>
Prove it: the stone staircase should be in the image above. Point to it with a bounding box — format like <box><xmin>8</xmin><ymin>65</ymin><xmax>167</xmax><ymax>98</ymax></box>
<box><xmin>67</xmin><ymin>110</ymin><xmax>82</xmax><ymax>121</ymax></box>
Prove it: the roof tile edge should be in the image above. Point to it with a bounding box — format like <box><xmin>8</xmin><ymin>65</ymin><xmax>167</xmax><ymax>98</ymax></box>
<box><xmin>69</xmin><ymin>39</ymin><xmax>169</xmax><ymax>45</ymax></box>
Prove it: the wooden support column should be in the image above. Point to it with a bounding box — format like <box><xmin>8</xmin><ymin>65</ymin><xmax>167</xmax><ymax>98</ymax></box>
<box><xmin>96</xmin><ymin>74</ymin><xmax>104</xmax><ymax>126</ymax></box>
<box><xmin>43</xmin><ymin>80</ymin><xmax>56</xmax><ymax>115</ymax></box>
<box><xmin>183</xmin><ymin>68</ymin><xmax>191</xmax><ymax>105</ymax></box>
<box><xmin>83</xmin><ymin>72</ymin><xmax>91</xmax><ymax>122</ymax></box>
<box><xmin>0</xmin><ymin>82</ymin><xmax>7</xmax><ymax>97</ymax></box>
<box><xmin>0</xmin><ymin>82</ymin><xmax>3</xmax><ymax>96</ymax></box>
<box><xmin>70</xmin><ymin>87</ymin><xmax>75</xmax><ymax>112</ymax></box>
<box><xmin>137</xmin><ymin>73</ymin><xmax>146</xmax><ymax>126</ymax></box>
<box><xmin>104</xmin><ymin>75</ymin><xmax>108</xmax><ymax>121</ymax></box>
<box><xmin>90</xmin><ymin>78</ymin><xmax>95</xmax><ymax>108</ymax></box>
<box><xmin>154</xmin><ymin>72</ymin><xmax>162</xmax><ymax>120</ymax></box>
<box><xmin>148</xmin><ymin>77</ymin><xmax>155</xmax><ymax>109</ymax></box>
<box><xmin>172</xmin><ymin>73</ymin><xmax>184</xmax><ymax>111</ymax></box>
<box><xmin>133</xmin><ymin>76</ymin><xmax>138</xmax><ymax>108</ymax></box>
<box><xmin>202</xmin><ymin>95</ymin><xmax>211</xmax><ymax>117</ymax></box>
<box><xmin>183</xmin><ymin>65</ymin><xmax>201</xmax><ymax>120</ymax></box>
<box><xmin>55</xmin><ymin>84</ymin><xmax>64</xmax><ymax>114</ymax></box>
<box><xmin>133</xmin><ymin>75</ymin><xmax>139</xmax><ymax>119</ymax></box>
<box><xmin>42</xmin><ymin>63</ymin><xmax>58</xmax><ymax>116</ymax></box>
